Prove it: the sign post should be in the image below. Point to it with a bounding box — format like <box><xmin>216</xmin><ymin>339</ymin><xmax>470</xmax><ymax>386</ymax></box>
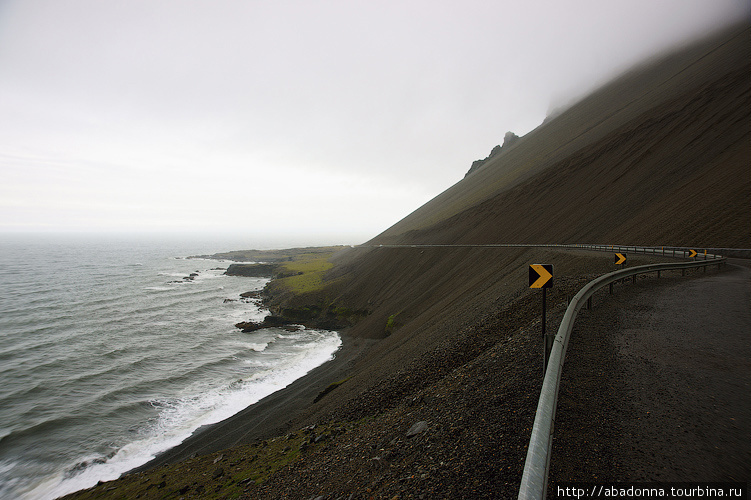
<box><xmin>529</xmin><ymin>264</ymin><xmax>553</xmax><ymax>375</ymax></box>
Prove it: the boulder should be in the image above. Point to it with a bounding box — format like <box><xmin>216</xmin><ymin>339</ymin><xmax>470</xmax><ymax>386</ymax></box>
<box><xmin>406</xmin><ymin>421</ymin><xmax>429</xmax><ymax>438</ymax></box>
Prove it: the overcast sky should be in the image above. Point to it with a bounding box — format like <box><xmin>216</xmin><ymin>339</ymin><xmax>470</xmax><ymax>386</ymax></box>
<box><xmin>1</xmin><ymin>0</ymin><xmax>748</xmax><ymax>243</ymax></box>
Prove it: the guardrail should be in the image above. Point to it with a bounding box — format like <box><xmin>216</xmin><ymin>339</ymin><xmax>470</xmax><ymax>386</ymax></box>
<box><xmin>517</xmin><ymin>250</ymin><xmax>727</xmax><ymax>500</ymax></box>
<box><xmin>361</xmin><ymin>243</ymin><xmax>750</xmax><ymax>259</ymax></box>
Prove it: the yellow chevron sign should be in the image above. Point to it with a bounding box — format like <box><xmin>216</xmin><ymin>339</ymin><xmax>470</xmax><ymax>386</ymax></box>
<box><xmin>615</xmin><ymin>253</ymin><xmax>627</xmax><ymax>265</ymax></box>
<box><xmin>529</xmin><ymin>264</ymin><xmax>553</xmax><ymax>289</ymax></box>
<box><xmin>689</xmin><ymin>249</ymin><xmax>697</xmax><ymax>258</ymax></box>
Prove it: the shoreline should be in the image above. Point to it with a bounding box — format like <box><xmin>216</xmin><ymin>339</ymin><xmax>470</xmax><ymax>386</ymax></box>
<box><xmin>129</xmin><ymin>330</ymin><xmax>375</xmax><ymax>474</ymax></box>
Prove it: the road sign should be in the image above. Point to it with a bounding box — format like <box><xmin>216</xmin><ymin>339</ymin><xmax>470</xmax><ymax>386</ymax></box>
<box><xmin>529</xmin><ymin>264</ymin><xmax>553</xmax><ymax>375</ymax></box>
<box><xmin>689</xmin><ymin>249</ymin><xmax>697</xmax><ymax>258</ymax></box>
<box><xmin>615</xmin><ymin>253</ymin><xmax>627</xmax><ymax>265</ymax></box>
<box><xmin>529</xmin><ymin>264</ymin><xmax>553</xmax><ymax>289</ymax></box>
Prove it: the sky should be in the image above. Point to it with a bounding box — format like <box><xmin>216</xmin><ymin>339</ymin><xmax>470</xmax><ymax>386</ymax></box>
<box><xmin>1</xmin><ymin>0</ymin><xmax>749</xmax><ymax>244</ymax></box>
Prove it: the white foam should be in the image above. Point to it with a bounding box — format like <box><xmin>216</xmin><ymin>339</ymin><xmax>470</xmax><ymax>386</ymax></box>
<box><xmin>24</xmin><ymin>329</ymin><xmax>341</xmax><ymax>500</ymax></box>
<box><xmin>242</xmin><ymin>342</ymin><xmax>269</xmax><ymax>352</ymax></box>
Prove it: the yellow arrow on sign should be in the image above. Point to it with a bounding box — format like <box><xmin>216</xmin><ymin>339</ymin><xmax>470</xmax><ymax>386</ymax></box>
<box><xmin>529</xmin><ymin>264</ymin><xmax>553</xmax><ymax>289</ymax></box>
<box><xmin>615</xmin><ymin>253</ymin><xmax>627</xmax><ymax>265</ymax></box>
<box><xmin>689</xmin><ymin>249</ymin><xmax>697</xmax><ymax>258</ymax></box>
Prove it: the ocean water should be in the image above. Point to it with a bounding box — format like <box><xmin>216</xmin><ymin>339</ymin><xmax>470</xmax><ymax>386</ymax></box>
<box><xmin>0</xmin><ymin>234</ymin><xmax>342</xmax><ymax>499</ymax></box>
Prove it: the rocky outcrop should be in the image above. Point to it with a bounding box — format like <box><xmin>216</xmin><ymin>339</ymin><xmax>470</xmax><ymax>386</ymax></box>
<box><xmin>466</xmin><ymin>145</ymin><xmax>501</xmax><ymax>178</ymax></box>
<box><xmin>234</xmin><ymin>303</ymin><xmax>370</xmax><ymax>334</ymax></box>
<box><xmin>464</xmin><ymin>131</ymin><xmax>520</xmax><ymax>178</ymax></box>
<box><xmin>225</xmin><ymin>263</ymin><xmax>278</xmax><ymax>277</ymax></box>
<box><xmin>235</xmin><ymin>315</ymin><xmax>298</xmax><ymax>333</ymax></box>
<box><xmin>502</xmin><ymin>130</ymin><xmax>520</xmax><ymax>148</ymax></box>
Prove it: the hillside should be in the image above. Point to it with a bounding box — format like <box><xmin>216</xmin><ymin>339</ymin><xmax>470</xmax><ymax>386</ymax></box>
<box><xmin>65</xmin><ymin>21</ymin><xmax>750</xmax><ymax>500</ymax></box>
<box><xmin>372</xmin><ymin>22</ymin><xmax>750</xmax><ymax>248</ymax></box>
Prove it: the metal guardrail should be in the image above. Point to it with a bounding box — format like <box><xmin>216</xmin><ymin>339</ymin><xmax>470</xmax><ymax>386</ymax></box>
<box><xmin>517</xmin><ymin>247</ymin><xmax>727</xmax><ymax>500</ymax></box>
<box><xmin>362</xmin><ymin>243</ymin><xmax>750</xmax><ymax>259</ymax></box>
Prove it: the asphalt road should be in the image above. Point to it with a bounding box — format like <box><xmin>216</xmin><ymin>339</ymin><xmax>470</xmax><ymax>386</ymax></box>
<box><xmin>549</xmin><ymin>262</ymin><xmax>751</xmax><ymax>483</ymax></box>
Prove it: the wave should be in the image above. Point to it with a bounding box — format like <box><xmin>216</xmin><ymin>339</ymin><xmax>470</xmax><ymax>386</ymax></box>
<box><xmin>20</xmin><ymin>329</ymin><xmax>341</xmax><ymax>500</ymax></box>
<box><xmin>0</xmin><ymin>240</ymin><xmax>310</xmax><ymax>500</ymax></box>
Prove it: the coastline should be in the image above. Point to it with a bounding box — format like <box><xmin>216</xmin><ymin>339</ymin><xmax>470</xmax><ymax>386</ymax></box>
<box><xmin>130</xmin><ymin>330</ymin><xmax>375</xmax><ymax>473</ymax></box>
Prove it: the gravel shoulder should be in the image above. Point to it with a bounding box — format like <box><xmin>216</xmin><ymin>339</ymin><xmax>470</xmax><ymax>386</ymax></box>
<box><xmin>549</xmin><ymin>263</ymin><xmax>751</xmax><ymax>487</ymax></box>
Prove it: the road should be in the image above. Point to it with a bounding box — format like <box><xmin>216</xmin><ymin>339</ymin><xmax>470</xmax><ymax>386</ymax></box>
<box><xmin>548</xmin><ymin>262</ymin><xmax>751</xmax><ymax>484</ymax></box>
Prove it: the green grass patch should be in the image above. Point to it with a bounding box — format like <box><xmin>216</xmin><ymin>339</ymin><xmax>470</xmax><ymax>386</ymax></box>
<box><xmin>385</xmin><ymin>313</ymin><xmax>400</xmax><ymax>335</ymax></box>
<box><xmin>273</xmin><ymin>252</ymin><xmax>334</xmax><ymax>294</ymax></box>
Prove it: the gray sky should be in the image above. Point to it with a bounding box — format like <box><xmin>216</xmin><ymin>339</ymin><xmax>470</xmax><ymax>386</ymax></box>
<box><xmin>1</xmin><ymin>0</ymin><xmax>748</xmax><ymax>243</ymax></box>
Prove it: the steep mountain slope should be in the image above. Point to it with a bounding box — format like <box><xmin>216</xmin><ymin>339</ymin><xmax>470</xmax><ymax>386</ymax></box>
<box><xmin>242</xmin><ymin>20</ymin><xmax>751</xmax><ymax>474</ymax></box>
<box><xmin>268</xmin><ymin>22</ymin><xmax>750</xmax><ymax>419</ymax></box>
<box><xmin>371</xmin><ymin>23</ymin><xmax>750</xmax><ymax>248</ymax></box>
<box><xmin>306</xmin><ymin>22</ymin><xmax>750</xmax><ymax>344</ymax></box>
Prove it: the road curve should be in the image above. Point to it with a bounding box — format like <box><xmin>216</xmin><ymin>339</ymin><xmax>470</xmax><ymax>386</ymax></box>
<box><xmin>549</xmin><ymin>263</ymin><xmax>751</xmax><ymax>485</ymax></box>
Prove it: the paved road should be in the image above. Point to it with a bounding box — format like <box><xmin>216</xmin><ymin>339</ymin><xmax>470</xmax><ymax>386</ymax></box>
<box><xmin>549</xmin><ymin>263</ymin><xmax>751</xmax><ymax>483</ymax></box>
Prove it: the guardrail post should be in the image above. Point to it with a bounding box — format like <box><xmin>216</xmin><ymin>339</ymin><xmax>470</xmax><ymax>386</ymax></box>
<box><xmin>657</xmin><ymin>270</ymin><xmax>661</xmax><ymax>279</ymax></box>
<box><xmin>609</xmin><ymin>282</ymin><xmax>613</xmax><ymax>294</ymax></box>
<box><xmin>542</xmin><ymin>288</ymin><xmax>548</xmax><ymax>374</ymax></box>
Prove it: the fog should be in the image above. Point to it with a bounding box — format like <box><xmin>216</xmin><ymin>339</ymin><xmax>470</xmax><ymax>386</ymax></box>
<box><xmin>1</xmin><ymin>0</ymin><xmax>748</xmax><ymax>243</ymax></box>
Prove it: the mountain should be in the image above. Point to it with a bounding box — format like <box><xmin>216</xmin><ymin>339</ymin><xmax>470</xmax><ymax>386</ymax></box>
<box><xmin>254</xmin><ymin>20</ymin><xmax>750</xmax><ymax>494</ymax></box>
<box><xmin>298</xmin><ymin>20</ymin><xmax>750</xmax><ymax>347</ymax></box>
<box><xmin>262</xmin><ymin>20</ymin><xmax>750</xmax><ymax>491</ymax></box>
<box><xmin>373</xmin><ymin>23</ymin><xmax>750</xmax><ymax>248</ymax></box>
<box><xmin>66</xmin><ymin>21</ymin><xmax>750</xmax><ymax>500</ymax></box>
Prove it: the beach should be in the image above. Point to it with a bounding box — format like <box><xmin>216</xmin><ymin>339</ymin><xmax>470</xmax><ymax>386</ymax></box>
<box><xmin>133</xmin><ymin>332</ymin><xmax>376</xmax><ymax>472</ymax></box>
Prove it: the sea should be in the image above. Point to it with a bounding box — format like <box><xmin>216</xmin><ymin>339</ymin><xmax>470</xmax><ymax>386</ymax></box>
<box><xmin>0</xmin><ymin>233</ymin><xmax>343</xmax><ymax>499</ymax></box>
